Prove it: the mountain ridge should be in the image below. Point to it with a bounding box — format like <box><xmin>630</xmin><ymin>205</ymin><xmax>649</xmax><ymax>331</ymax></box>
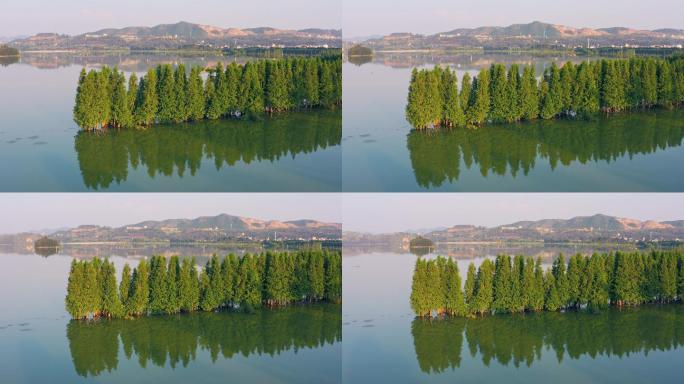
<box><xmin>9</xmin><ymin>21</ymin><xmax>341</xmax><ymax>50</ymax></box>
<box><xmin>0</xmin><ymin>213</ymin><xmax>341</xmax><ymax>246</ymax></box>
<box><xmin>359</xmin><ymin>21</ymin><xmax>684</xmax><ymax>50</ymax></box>
<box><xmin>343</xmin><ymin>214</ymin><xmax>684</xmax><ymax>246</ymax></box>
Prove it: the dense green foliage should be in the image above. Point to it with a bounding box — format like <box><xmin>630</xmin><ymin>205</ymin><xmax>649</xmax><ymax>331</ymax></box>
<box><xmin>410</xmin><ymin>251</ymin><xmax>684</xmax><ymax>318</ymax></box>
<box><xmin>66</xmin><ymin>303</ymin><xmax>340</xmax><ymax>377</ymax></box>
<box><xmin>406</xmin><ymin>108</ymin><xmax>684</xmax><ymax>188</ymax></box>
<box><xmin>412</xmin><ymin>305</ymin><xmax>684</xmax><ymax>372</ymax></box>
<box><xmin>406</xmin><ymin>57</ymin><xmax>684</xmax><ymax>128</ymax></box>
<box><xmin>65</xmin><ymin>251</ymin><xmax>341</xmax><ymax>320</ymax></box>
<box><xmin>73</xmin><ymin>56</ymin><xmax>342</xmax><ymax>130</ymax></box>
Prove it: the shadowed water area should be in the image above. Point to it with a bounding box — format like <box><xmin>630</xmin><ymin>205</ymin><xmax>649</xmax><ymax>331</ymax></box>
<box><xmin>343</xmin><ymin>54</ymin><xmax>684</xmax><ymax>191</ymax></box>
<box><xmin>0</xmin><ymin>53</ymin><xmax>341</xmax><ymax>191</ymax></box>
<box><xmin>343</xmin><ymin>251</ymin><xmax>684</xmax><ymax>383</ymax></box>
<box><xmin>0</xmin><ymin>252</ymin><xmax>341</xmax><ymax>383</ymax></box>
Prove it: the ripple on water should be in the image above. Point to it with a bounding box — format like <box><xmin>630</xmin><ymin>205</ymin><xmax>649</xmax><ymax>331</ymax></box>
<box><xmin>33</xmin><ymin>141</ymin><xmax>47</xmax><ymax>146</ymax></box>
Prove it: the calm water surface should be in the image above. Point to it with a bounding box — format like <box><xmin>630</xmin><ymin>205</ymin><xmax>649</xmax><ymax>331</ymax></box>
<box><xmin>0</xmin><ymin>54</ymin><xmax>341</xmax><ymax>191</ymax></box>
<box><xmin>0</xmin><ymin>253</ymin><xmax>341</xmax><ymax>383</ymax></box>
<box><xmin>343</xmin><ymin>251</ymin><xmax>684</xmax><ymax>383</ymax></box>
<box><xmin>343</xmin><ymin>55</ymin><xmax>684</xmax><ymax>191</ymax></box>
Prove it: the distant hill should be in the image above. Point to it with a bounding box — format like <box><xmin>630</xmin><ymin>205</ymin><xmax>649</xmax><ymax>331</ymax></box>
<box><xmin>9</xmin><ymin>21</ymin><xmax>341</xmax><ymax>50</ymax></box>
<box><xmin>344</xmin><ymin>214</ymin><xmax>684</xmax><ymax>246</ymax></box>
<box><xmin>0</xmin><ymin>213</ymin><xmax>341</xmax><ymax>245</ymax></box>
<box><xmin>360</xmin><ymin>21</ymin><xmax>684</xmax><ymax>50</ymax></box>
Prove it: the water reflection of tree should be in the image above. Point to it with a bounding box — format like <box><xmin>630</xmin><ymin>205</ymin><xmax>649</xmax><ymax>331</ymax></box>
<box><xmin>412</xmin><ymin>305</ymin><xmax>684</xmax><ymax>373</ymax></box>
<box><xmin>74</xmin><ymin>110</ymin><xmax>341</xmax><ymax>189</ymax></box>
<box><xmin>67</xmin><ymin>303</ymin><xmax>341</xmax><ymax>377</ymax></box>
<box><xmin>0</xmin><ymin>55</ymin><xmax>19</xmax><ymax>67</ymax></box>
<box><xmin>348</xmin><ymin>55</ymin><xmax>373</xmax><ymax>66</ymax></box>
<box><xmin>407</xmin><ymin>110</ymin><xmax>684</xmax><ymax>188</ymax></box>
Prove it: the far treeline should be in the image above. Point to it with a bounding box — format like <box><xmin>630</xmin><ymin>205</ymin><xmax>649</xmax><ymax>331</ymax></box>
<box><xmin>73</xmin><ymin>56</ymin><xmax>342</xmax><ymax>130</ymax></box>
<box><xmin>410</xmin><ymin>251</ymin><xmax>684</xmax><ymax>318</ymax></box>
<box><xmin>65</xmin><ymin>250</ymin><xmax>341</xmax><ymax>320</ymax></box>
<box><xmin>406</xmin><ymin>56</ymin><xmax>684</xmax><ymax>129</ymax></box>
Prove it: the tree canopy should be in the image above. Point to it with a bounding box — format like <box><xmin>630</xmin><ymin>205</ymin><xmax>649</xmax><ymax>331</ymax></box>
<box><xmin>73</xmin><ymin>56</ymin><xmax>342</xmax><ymax>130</ymax></box>
<box><xmin>65</xmin><ymin>250</ymin><xmax>341</xmax><ymax>320</ymax></box>
<box><xmin>406</xmin><ymin>57</ymin><xmax>684</xmax><ymax>129</ymax></box>
<box><xmin>410</xmin><ymin>251</ymin><xmax>684</xmax><ymax>318</ymax></box>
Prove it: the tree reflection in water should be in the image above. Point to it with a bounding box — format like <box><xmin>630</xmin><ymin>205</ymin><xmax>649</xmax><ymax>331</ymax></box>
<box><xmin>412</xmin><ymin>305</ymin><xmax>684</xmax><ymax>373</ymax></box>
<box><xmin>67</xmin><ymin>303</ymin><xmax>341</xmax><ymax>377</ymax></box>
<box><xmin>74</xmin><ymin>110</ymin><xmax>341</xmax><ymax>189</ymax></box>
<box><xmin>407</xmin><ymin>110</ymin><xmax>684</xmax><ymax>188</ymax></box>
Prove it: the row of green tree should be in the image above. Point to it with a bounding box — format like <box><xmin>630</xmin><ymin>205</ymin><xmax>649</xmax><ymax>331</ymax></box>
<box><xmin>67</xmin><ymin>303</ymin><xmax>340</xmax><ymax>377</ymax></box>
<box><xmin>65</xmin><ymin>250</ymin><xmax>341</xmax><ymax>319</ymax></box>
<box><xmin>412</xmin><ymin>305</ymin><xmax>684</xmax><ymax>373</ymax></box>
<box><xmin>73</xmin><ymin>56</ymin><xmax>342</xmax><ymax>130</ymax></box>
<box><xmin>406</xmin><ymin>57</ymin><xmax>684</xmax><ymax>128</ymax></box>
<box><xmin>410</xmin><ymin>251</ymin><xmax>684</xmax><ymax>317</ymax></box>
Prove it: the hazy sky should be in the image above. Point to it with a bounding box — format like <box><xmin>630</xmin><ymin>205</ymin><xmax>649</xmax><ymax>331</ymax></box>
<box><xmin>343</xmin><ymin>0</ymin><xmax>684</xmax><ymax>37</ymax></box>
<box><xmin>0</xmin><ymin>0</ymin><xmax>341</xmax><ymax>36</ymax></box>
<box><xmin>343</xmin><ymin>194</ymin><xmax>684</xmax><ymax>233</ymax></box>
<box><xmin>0</xmin><ymin>194</ymin><xmax>341</xmax><ymax>234</ymax></box>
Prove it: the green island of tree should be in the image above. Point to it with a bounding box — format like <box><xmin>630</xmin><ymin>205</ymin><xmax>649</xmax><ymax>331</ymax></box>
<box><xmin>410</xmin><ymin>251</ymin><xmax>684</xmax><ymax>318</ymax></box>
<box><xmin>347</xmin><ymin>45</ymin><xmax>374</xmax><ymax>66</ymax></box>
<box><xmin>0</xmin><ymin>45</ymin><xmax>19</xmax><ymax>57</ymax></box>
<box><xmin>34</xmin><ymin>236</ymin><xmax>60</xmax><ymax>257</ymax></box>
<box><xmin>73</xmin><ymin>55</ymin><xmax>341</xmax><ymax>130</ymax></box>
<box><xmin>405</xmin><ymin>57</ymin><xmax>684</xmax><ymax>129</ymax></box>
<box><xmin>347</xmin><ymin>45</ymin><xmax>373</xmax><ymax>57</ymax></box>
<box><xmin>65</xmin><ymin>250</ymin><xmax>341</xmax><ymax>320</ymax></box>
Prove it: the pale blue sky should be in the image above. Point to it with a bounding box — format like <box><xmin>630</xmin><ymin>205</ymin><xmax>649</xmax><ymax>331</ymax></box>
<box><xmin>0</xmin><ymin>0</ymin><xmax>341</xmax><ymax>36</ymax></box>
<box><xmin>343</xmin><ymin>194</ymin><xmax>684</xmax><ymax>233</ymax></box>
<box><xmin>0</xmin><ymin>194</ymin><xmax>341</xmax><ymax>233</ymax></box>
<box><xmin>343</xmin><ymin>0</ymin><xmax>684</xmax><ymax>37</ymax></box>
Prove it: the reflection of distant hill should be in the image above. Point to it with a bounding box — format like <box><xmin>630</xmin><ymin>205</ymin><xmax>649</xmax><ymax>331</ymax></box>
<box><xmin>15</xmin><ymin>52</ymin><xmax>236</xmax><ymax>71</ymax></box>
<box><xmin>407</xmin><ymin>109</ymin><xmax>684</xmax><ymax>188</ymax></box>
<box><xmin>356</xmin><ymin>52</ymin><xmax>578</xmax><ymax>71</ymax></box>
<box><xmin>74</xmin><ymin>109</ymin><xmax>341</xmax><ymax>190</ymax></box>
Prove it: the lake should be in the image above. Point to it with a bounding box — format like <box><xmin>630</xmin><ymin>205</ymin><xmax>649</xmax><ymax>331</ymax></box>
<box><xmin>343</xmin><ymin>54</ymin><xmax>684</xmax><ymax>191</ymax></box>
<box><xmin>0</xmin><ymin>53</ymin><xmax>341</xmax><ymax>191</ymax></box>
<box><xmin>0</xmin><ymin>252</ymin><xmax>341</xmax><ymax>383</ymax></box>
<box><xmin>343</xmin><ymin>250</ymin><xmax>684</xmax><ymax>383</ymax></box>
